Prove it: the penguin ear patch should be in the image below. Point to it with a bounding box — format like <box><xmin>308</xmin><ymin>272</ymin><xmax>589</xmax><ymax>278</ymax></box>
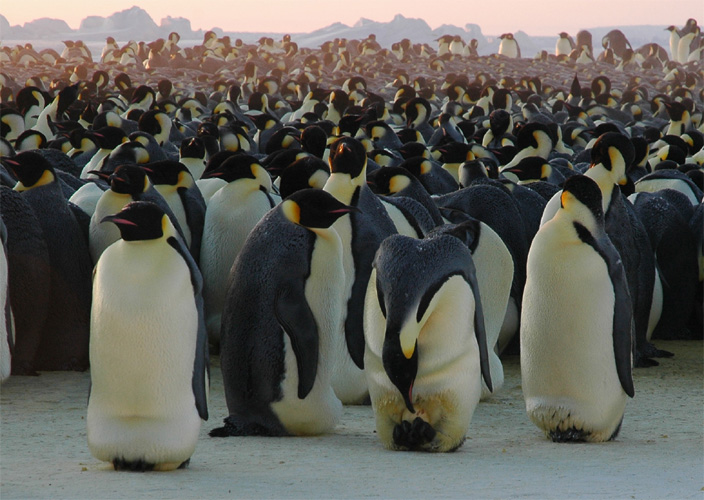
<box><xmin>281</xmin><ymin>199</ymin><xmax>301</xmax><ymax>224</ymax></box>
<box><xmin>607</xmin><ymin>146</ymin><xmax>620</xmax><ymax>172</ymax></box>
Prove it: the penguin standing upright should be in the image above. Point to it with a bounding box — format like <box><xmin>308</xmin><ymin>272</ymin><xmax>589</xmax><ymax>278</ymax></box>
<box><xmin>498</xmin><ymin>33</ymin><xmax>521</xmax><ymax>58</ymax></box>
<box><xmin>364</xmin><ymin>233</ymin><xmax>492</xmax><ymax>452</ymax></box>
<box><xmin>199</xmin><ymin>154</ymin><xmax>275</xmax><ymax>349</ymax></box>
<box><xmin>211</xmin><ymin>189</ymin><xmax>352</xmax><ymax>437</ymax></box>
<box><xmin>521</xmin><ymin>175</ymin><xmax>634</xmax><ymax>442</ymax></box>
<box><xmin>87</xmin><ymin>202</ymin><xmax>208</xmax><ymax>471</ymax></box>
<box><xmin>142</xmin><ymin>160</ymin><xmax>206</xmax><ymax>263</ymax></box>
<box><xmin>4</xmin><ymin>152</ymin><xmax>92</xmax><ymax>371</ymax></box>
<box><xmin>323</xmin><ymin>137</ymin><xmax>397</xmax><ymax>404</ymax></box>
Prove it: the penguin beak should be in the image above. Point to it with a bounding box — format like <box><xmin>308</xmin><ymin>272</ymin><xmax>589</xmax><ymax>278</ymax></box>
<box><xmin>88</xmin><ymin>170</ymin><xmax>111</xmax><ymax>180</ymax></box>
<box><xmin>101</xmin><ymin>214</ymin><xmax>137</xmax><ymax>226</ymax></box>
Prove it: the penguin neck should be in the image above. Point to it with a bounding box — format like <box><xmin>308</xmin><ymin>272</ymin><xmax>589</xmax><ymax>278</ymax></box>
<box><xmin>585</xmin><ymin>165</ymin><xmax>615</xmax><ymax>213</ymax></box>
<box><xmin>323</xmin><ymin>171</ymin><xmax>364</xmax><ymax>205</ymax></box>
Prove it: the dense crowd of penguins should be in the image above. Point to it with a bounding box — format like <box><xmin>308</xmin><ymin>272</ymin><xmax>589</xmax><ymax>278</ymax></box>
<box><xmin>0</xmin><ymin>17</ymin><xmax>702</xmax><ymax>469</ymax></box>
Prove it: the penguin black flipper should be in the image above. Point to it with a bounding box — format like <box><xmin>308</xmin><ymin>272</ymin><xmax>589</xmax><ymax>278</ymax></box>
<box><xmin>461</xmin><ymin>252</ymin><xmax>493</xmax><ymax>392</ymax></box>
<box><xmin>167</xmin><ymin>236</ymin><xmax>209</xmax><ymax>420</ymax></box>
<box><xmin>577</xmin><ymin>226</ymin><xmax>635</xmax><ymax>398</ymax></box>
<box><xmin>177</xmin><ymin>186</ymin><xmax>206</xmax><ymax>264</ymax></box>
<box><xmin>274</xmin><ymin>281</ymin><xmax>318</xmax><ymax>399</ymax></box>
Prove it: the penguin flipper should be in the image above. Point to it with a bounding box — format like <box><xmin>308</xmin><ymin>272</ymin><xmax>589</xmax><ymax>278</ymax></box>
<box><xmin>597</xmin><ymin>235</ymin><xmax>635</xmax><ymax>398</ymax></box>
<box><xmin>167</xmin><ymin>236</ymin><xmax>209</xmax><ymax>420</ymax></box>
<box><xmin>274</xmin><ymin>283</ymin><xmax>318</xmax><ymax>399</ymax></box>
<box><xmin>462</xmin><ymin>255</ymin><xmax>493</xmax><ymax>393</ymax></box>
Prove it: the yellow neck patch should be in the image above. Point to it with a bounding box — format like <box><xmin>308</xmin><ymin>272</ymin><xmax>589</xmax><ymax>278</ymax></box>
<box><xmin>281</xmin><ymin>199</ymin><xmax>301</xmax><ymax>224</ymax></box>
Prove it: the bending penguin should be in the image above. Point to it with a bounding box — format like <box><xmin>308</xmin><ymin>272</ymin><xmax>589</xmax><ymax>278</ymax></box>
<box><xmin>363</xmin><ymin>233</ymin><xmax>493</xmax><ymax>452</ymax></box>
<box><xmin>210</xmin><ymin>189</ymin><xmax>352</xmax><ymax>437</ymax></box>
<box><xmin>521</xmin><ymin>175</ymin><xmax>634</xmax><ymax>442</ymax></box>
<box><xmin>87</xmin><ymin>201</ymin><xmax>209</xmax><ymax>471</ymax></box>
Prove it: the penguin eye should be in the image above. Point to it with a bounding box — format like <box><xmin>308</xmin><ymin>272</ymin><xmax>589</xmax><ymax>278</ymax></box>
<box><xmin>376</xmin><ymin>278</ymin><xmax>386</xmax><ymax>318</ymax></box>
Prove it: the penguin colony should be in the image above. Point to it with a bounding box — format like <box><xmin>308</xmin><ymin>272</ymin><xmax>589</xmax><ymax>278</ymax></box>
<box><xmin>0</xmin><ymin>17</ymin><xmax>702</xmax><ymax>466</ymax></box>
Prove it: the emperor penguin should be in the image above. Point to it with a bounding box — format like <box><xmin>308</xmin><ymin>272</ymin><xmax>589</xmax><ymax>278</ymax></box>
<box><xmin>363</xmin><ymin>233</ymin><xmax>493</xmax><ymax>452</ymax></box>
<box><xmin>556</xmin><ymin>32</ymin><xmax>575</xmax><ymax>56</ymax></box>
<box><xmin>199</xmin><ymin>154</ymin><xmax>276</xmax><ymax>349</ymax></box>
<box><xmin>521</xmin><ymin>174</ymin><xmax>634</xmax><ymax>442</ymax></box>
<box><xmin>210</xmin><ymin>189</ymin><xmax>353</xmax><ymax>437</ymax></box>
<box><xmin>5</xmin><ymin>152</ymin><xmax>92</xmax><ymax>371</ymax></box>
<box><xmin>323</xmin><ymin>137</ymin><xmax>398</xmax><ymax>404</ymax></box>
<box><xmin>87</xmin><ymin>201</ymin><xmax>209</xmax><ymax>471</ymax></box>
<box><xmin>142</xmin><ymin>160</ymin><xmax>206</xmax><ymax>263</ymax></box>
<box><xmin>498</xmin><ymin>33</ymin><xmax>521</xmax><ymax>58</ymax></box>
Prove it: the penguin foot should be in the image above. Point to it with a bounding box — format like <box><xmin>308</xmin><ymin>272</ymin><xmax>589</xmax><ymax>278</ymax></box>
<box><xmin>548</xmin><ymin>427</ymin><xmax>587</xmax><ymax>443</ymax></box>
<box><xmin>209</xmin><ymin>416</ymin><xmax>289</xmax><ymax>437</ymax></box>
<box><xmin>112</xmin><ymin>457</ymin><xmax>155</xmax><ymax>472</ymax></box>
<box><xmin>640</xmin><ymin>341</ymin><xmax>674</xmax><ymax>360</ymax></box>
<box><xmin>392</xmin><ymin>417</ymin><xmax>437</xmax><ymax>451</ymax></box>
<box><xmin>10</xmin><ymin>360</ymin><xmax>38</xmax><ymax>376</ymax></box>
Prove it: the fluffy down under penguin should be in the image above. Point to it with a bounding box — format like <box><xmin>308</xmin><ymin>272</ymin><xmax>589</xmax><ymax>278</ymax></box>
<box><xmin>87</xmin><ymin>201</ymin><xmax>209</xmax><ymax>471</ymax></box>
<box><xmin>211</xmin><ymin>189</ymin><xmax>353</xmax><ymax>437</ymax></box>
<box><xmin>364</xmin><ymin>233</ymin><xmax>492</xmax><ymax>451</ymax></box>
<box><xmin>521</xmin><ymin>175</ymin><xmax>634</xmax><ymax>443</ymax></box>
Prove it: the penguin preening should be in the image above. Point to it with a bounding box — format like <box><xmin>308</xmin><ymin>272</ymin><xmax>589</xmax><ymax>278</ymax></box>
<box><xmin>211</xmin><ymin>189</ymin><xmax>353</xmax><ymax>437</ymax></box>
<box><xmin>87</xmin><ymin>201</ymin><xmax>208</xmax><ymax>471</ymax></box>
<box><xmin>364</xmin><ymin>232</ymin><xmax>492</xmax><ymax>451</ymax></box>
<box><xmin>521</xmin><ymin>174</ymin><xmax>634</xmax><ymax>442</ymax></box>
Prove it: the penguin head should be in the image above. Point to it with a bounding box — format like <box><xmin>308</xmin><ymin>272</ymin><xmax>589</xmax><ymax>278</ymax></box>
<box><xmin>278</xmin><ymin>156</ymin><xmax>330</xmax><ymax>199</ymax></box>
<box><xmin>559</xmin><ymin>174</ymin><xmax>604</xmax><ymax>234</ymax></box>
<box><xmin>107</xmin><ymin>164</ymin><xmax>149</xmax><ymax>195</ymax></box>
<box><xmin>179</xmin><ymin>137</ymin><xmax>206</xmax><ymax>160</ymax></box>
<box><xmin>367</xmin><ymin>166</ymin><xmax>413</xmax><ymax>195</ymax></box>
<box><xmin>142</xmin><ymin>160</ymin><xmax>193</xmax><ymax>189</ymax></box>
<box><xmin>4</xmin><ymin>151</ymin><xmax>55</xmax><ymax>191</ymax></box>
<box><xmin>506</xmin><ymin>156</ymin><xmax>551</xmax><ymax>182</ymax></box>
<box><xmin>328</xmin><ymin>136</ymin><xmax>367</xmax><ymax>178</ymax></box>
<box><xmin>102</xmin><ymin>201</ymin><xmax>169</xmax><ymax>242</ymax></box>
<box><xmin>589</xmin><ymin>132</ymin><xmax>634</xmax><ymax>184</ymax></box>
<box><xmin>93</xmin><ymin>126</ymin><xmax>128</xmax><ymax>149</ymax></box>
<box><xmin>202</xmin><ymin>154</ymin><xmax>271</xmax><ymax>191</ymax></box>
<box><xmin>281</xmin><ymin>188</ymin><xmax>354</xmax><ymax>229</ymax></box>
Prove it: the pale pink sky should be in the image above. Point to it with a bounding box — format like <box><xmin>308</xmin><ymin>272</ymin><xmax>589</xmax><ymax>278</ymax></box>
<box><xmin>3</xmin><ymin>0</ymin><xmax>702</xmax><ymax>36</ymax></box>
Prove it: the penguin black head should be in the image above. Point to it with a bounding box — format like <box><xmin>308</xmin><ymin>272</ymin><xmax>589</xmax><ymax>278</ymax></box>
<box><xmin>93</xmin><ymin>126</ymin><xmax>128</xmax><ymax>149</ymax></box>
<box><xmin>108</xmin><ymin>164</ymin><xmax>149</xmax><ymax>195</ymax></box>
<box><xmin>590</xmin><ymin>132</ymin><xmax>634</xmax><ymax>178</ymax></box>
<box><xmin>278</xmin><ymin>156</ymin><xmax>330</xmax><ymax>199</ymax></box>
<box><xmin>300</xmin><ymin>125</ymin><xmax>328</xmax><ymax>158</ymax></box>
<box><xmin>3</xmin><ymin>151</ymin><xmax>55</xmax><ymax>191</ymax></box>
<box><xmin>506</xmin><ymin>156</ymin><xmax>552</xmax><ymax>181</ymax></box>
<box><xmin>560</xmin><ymin>174</ymin><xmax>604</xmax><ymax>225</ymax></box>
<box><xmin>142</xmin><ymin>160</ymin><xmax>191</xmax><ymax>187</ymax></box>
<box><xmin>367</xmin><ymin>166</ymin><xmax>413</xmax><ymax>195</ymax></box>
<box><xmin>102</xmin><ymin>201</ymin><xmax>166</xmax><ymax>241</ymax></box>
<box><xmin>398</xmin><ymin>156</ymin><xmax>433</xmax><ymax>180</ymax></box>
<box><xmin>180</xmin><ymin>137</ymin><xmax>206</xmax><ymax>159</ymax></box>
<box><xmin>202</xmin><ymin>154</ymin><xmax>267</xmax><ymax>184</ymax></box>
<box><xmin>328</xmin><ymin>137</ymin><xmax>367</xmax><ymax>178</ymax></box>
<box><xmin>281</xmin><ymin>188</ymin><xmax>354</xmax><ymax>229</ymax></box>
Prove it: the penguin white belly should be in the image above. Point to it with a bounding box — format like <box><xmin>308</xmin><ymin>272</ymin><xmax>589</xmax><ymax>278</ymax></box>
<box><xmin>521</xmin><ymin>228</ymin><xmax>627</xmax><ymax>442</ymax></box>
<box><xmin>81</xmin><ymin>149</ymin><xmax>110</xmax><ymax>179</ymax></box>
<box><xmin>195</xmin><ymin>178</ymin><xmax>227</xmax><ymax>204</ymax></box>
<box><xmin>328</xmin><ymin>214</ymin><xmax>369</xmax><ymax>404</ymax></box>
<box><xmin>270</xmin><ymin>229</ymin><xmax>345</xmax><ymax>434</ymax></box>
<box><xmin>380</xmin><ymin>200</ymin><xmax>419</xmax><ymax>238</ymax></box>
<box><xmin>68</xmin><ymin>182</ymin><xmax>105</xmax><ymax>218</ymax></box>
<box><xmin>89</xmin><ymin>191</ymin><xmax>131</xmax><ymax>263</ymax></box>
<box><xmin>472</xmin><ymin>222</ymin><xmax>512</xmax><ymax>397</ymax></box>
<box><xmin>201</xmin><ymin>186</ymin><xmax>272</xmax><ymax>345</ymax></box>
<box><xmin>441</xmin><ymin>163</ymin><xmax>461</xmax><ymax>183</ymax></box>
<box><xmin>0</xmin><ymin>241</ymin><xmax>11</xmax><ymax>382</ymax></box>
<box><xmin>87</xmin><ymin>242</ymin><xmax>201</xmax><ymax>467</ymax></box>
<box><xmin>364</xmin><ymin>274</ymin><xmax>482</xmax><ymax>452</ymax></box>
